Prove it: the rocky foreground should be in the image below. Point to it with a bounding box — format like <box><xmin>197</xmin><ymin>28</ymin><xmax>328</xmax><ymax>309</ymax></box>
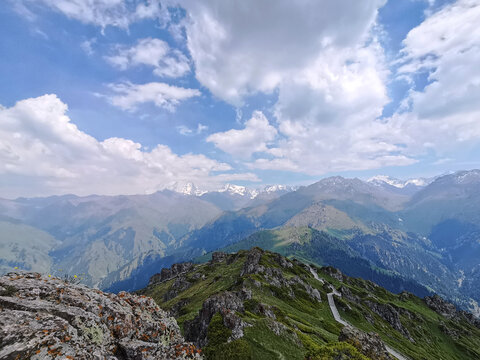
<box><xmin>0</xmin><ymin>272</ymin><xmax>203</xmax><ymax>359</ymax></box>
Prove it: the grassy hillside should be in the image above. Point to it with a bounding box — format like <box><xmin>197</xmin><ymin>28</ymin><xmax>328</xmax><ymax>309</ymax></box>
<box><xmin>197</xmin><ymin>227</ymin><xmax>431</xmax><ymax>297</ymax></box>
<box><xmin>141</xmin><ymin>248</ymin><xmax>480</xmax><ymax>360</ymax></box>
<box><xmin>0</xmin><ymin>220</ymin><xmax>59</xmax><ymax>274</ymax></box>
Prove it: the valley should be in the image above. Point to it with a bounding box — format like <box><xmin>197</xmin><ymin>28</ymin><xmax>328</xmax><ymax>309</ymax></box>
<box><xmin>1</xmin><ymin>170</ymin><xmax>480</xmax><ymax>316</ymax></box>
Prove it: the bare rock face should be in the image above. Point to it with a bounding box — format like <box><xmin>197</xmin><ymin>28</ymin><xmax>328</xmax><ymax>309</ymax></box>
<box><xmin>183</xmin><ymin>290</ymin><xmax>252</xmax><ymax>348</ymax></box>
<box><xmin>0</xmin><ymin>272</ymin><xmax>202</xmax><ymax>360</ymax></box>
<box><xmin>322</xmin><ymin>266</ymin><xmax>345</xmax><ymax>282</ymax></box>
<box><xmin>364</xmin><ymin>300</ymin><xmax>414</xmax><ymax>342</ymax></box>
<box><xmin>148</xmin><ymin>262</ymin><xmax>194</xmax><ymax>286</ymax></box>
<box><xmin>339</xmin><ymin>326</ymin><xmax>394</xmax><ymax>360</ymax></box>
<box><xmin>425</xmin><ymin>294</ymin><xmax>480</xmax><ymax>328</ymax></box>
<box><xmin>211</xmin><ymin>252</ymin><xmax>228</xmax><ymax>264</ymax></box>
<box><xmin>240</xmin><ymin>247</ymin><xmax>265</xmax><ymax>276</ymax></box>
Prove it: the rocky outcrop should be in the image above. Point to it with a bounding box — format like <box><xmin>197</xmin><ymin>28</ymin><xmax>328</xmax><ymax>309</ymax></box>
<box><xmin>425</xmin><ymin>294</ymin><xmax>480</xmax><ymax>328</ymax></box>
<box><xmin>0</xmin><ymin>272</ymin><xmax>202</xmax><ymax>360</ymax></box>
<box><xmin>240</xmin><ymin>247</ymin><xmax>265</xmax><ymax>276</ymax></box>
<box><xmin>211</xmin><ymin>252</ymin><xmax>228</xmax><ymax>264</ymax></box>
<box><xmin>240</xmin><ymin>248</ymin><xmax>321</xmax><ymax>303</ymax></box>
<box><xmin>339</xmin><ymin>326</ymin><xmax>394</xmax><ymax>360</ymax></box>
<box><xmin>148</xmin><ymin>262</ymin><xmax>194</xmax><ymax>286</ymax></box>
<box><xmin>184</xmin><ymin>290</ymin><xmax>252</xmax><ymax>348</ymax></box>
<box><xmin>364</xmin><ymin>300</ymin><xmax>414</xmax><ymax>342</ymax></box>
<box><xmin>322</xmin><ymin>266</ymin><xmax>345</xmax><ymax>282</ymax></box>
<box><xmin>424</xmin><ymin>294</ymin><xmax>457</xmax><ymax>319</ymax></box>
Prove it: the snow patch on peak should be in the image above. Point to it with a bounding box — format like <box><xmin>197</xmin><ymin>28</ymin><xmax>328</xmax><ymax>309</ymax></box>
<box><xmin>219</xmin><ymin>184</ymin><xmax>248</xmax><ymax>196</ymax></box>
<box><xmin>167</xmin><ymin>182</ymin><xmax>295</xmax><ymax>199</ymax></box>
<box><xmin>368</xmin><ymin>175</ymin><xmax>405</xmax><ymax>188</ymax></box>
<box><xmin>166</xmin><ymin>182</ymin><xmax>208</xmax><ymax>196</ymax></box>
<box><xmin>368</xmin><ymin>175</ymin><xmax>432</xmax><ymax>189</ymax></box>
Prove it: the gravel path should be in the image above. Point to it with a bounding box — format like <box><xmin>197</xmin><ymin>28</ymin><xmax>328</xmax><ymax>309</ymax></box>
<box><xmin>308</xmin><ymin>266</ymin><xmax>409</xmax><ymax>360</ymax></box>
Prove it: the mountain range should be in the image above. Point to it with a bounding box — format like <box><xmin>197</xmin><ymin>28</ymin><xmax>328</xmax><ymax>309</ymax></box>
<box><xmin>1</xmin><ymin>170</ymin><xmax>480</xmax><ymax>316</ymax></box>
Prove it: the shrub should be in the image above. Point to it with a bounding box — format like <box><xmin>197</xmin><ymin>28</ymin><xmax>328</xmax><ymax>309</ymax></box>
<box><xmin>305</xmin><ymin>341</ymin><xmax>370</xmax><ymax>360</ymax></box>
<box><xmin>204</xmin><ymin>313</ymin><xmax>253</xmax><ymax>359</ymax></box>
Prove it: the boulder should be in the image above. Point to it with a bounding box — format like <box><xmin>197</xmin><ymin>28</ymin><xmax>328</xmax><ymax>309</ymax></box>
<box><xmin>0</xmin><ymin>272</ymin><xmax>202</xmax><ymax>360</ymax></box>
<box><xmin>339</xmin><ymin>326</ymin><xmax>394</xmax><ymax>360</ymax></box>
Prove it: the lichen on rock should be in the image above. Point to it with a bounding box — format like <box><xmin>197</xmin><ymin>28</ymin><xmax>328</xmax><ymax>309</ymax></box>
<box><xmin>0</xmin><ymin>272</ymin><xmax>203</xmax><ymax>359</ymax></box>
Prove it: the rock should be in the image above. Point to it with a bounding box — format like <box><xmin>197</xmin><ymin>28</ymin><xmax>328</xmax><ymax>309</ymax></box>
<box><xmin>424</xmin><ymin>295</ymin><xmax>457</xmax><ymax>319</ymax></box>
<box><xmin>425</xmin><ymin>294</ymin><xmax>480</xmax><ymax>328</ymax></box>
<box><xmin>272</xmin><ymin>253</ymin><xmax>293</xmax><ymax>269</ymax></box>
<box><xmin>211</xmin><ymin>252</ymin><xmax>228</xmax><ymax>263</ymax></box>
<box><xmin>340</xmin><ymin>285</ymin><xmax>360</xmax><ymax>304</ymax></box>
<box><xmin>0</xmin><ymin>272</ymin><xmax>202</xmax><ymax>359</ymax></box>
<box><xmin>364</xmin><ymin>300</ymin><xmax>414</xmax><ymax>342</ymax></box>
<box><xmin>164</xmin><ymin>277</ymin><xmax>192</xmax><ymax>302</ymax></box>
<box><xmin>148</xmin><ymin>262</ymin><xmax>194</xmax><ymax>286</ymax></box>
<box><xmin>184</xmin><ymin>291</ymin><xmax>251</xmax><ymax>347</ymax></box>
<box><xmin>322</xmin><ymin>266</ymin><xmax>345</xmax><ymax>282</ymax></box>
<box><xmin>170</xmin><ymin>298</ymin><xmax>190</xmax><ymax>318</ymax></box>
<box><xmin>439</xmin><ymin>321</ymin><xmax>460</xmax><ymax>340</ymax></box>
<box><xmin>240</xmin><ymin>247</ymin><xmax>265</xmax><ymax>276</ymax></box>
<box><xmin>339</xmin><ymin>326</ymin><xmax>394</xmax><ymax>360</ymax></box>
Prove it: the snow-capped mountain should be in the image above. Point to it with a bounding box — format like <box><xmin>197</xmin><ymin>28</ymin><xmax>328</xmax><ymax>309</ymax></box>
<box><xmin>218</xmin><ymin>184</ymin><xmax>257</xmax><ymax>198</ymax></box>
<box><xmin>367</xmin><ymin>175</ymin><xmax>431</xmax><ymax>189</ymax></box>
<box><xmin>166</xmin><ymin>182</ymin><xmax>208</xmax><ymax>196</ymax></box>
<box><xmin>168</xmin><ymin>182</ymin><xmax>296</xmax><ymax>200</ymax></box>
<box><xmin>367</xmin><ymin>175</ymin><xmax>435</xmax><ymax>196</ymax></box>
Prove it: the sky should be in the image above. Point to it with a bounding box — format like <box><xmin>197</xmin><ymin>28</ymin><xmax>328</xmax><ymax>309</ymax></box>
<box><xmin>1</xmin><ymin>0</ymin><xmax>480</xmax><ymax>198</ymax></box>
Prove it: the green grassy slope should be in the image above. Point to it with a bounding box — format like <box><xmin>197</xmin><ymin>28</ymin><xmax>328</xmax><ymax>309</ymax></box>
<box><xmin>141</xmin><ymin>248</ymin><xmax>480</xmax><ymax>360</ymax></box>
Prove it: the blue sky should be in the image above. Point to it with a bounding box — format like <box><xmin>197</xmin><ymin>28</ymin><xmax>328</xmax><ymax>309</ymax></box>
<box><xmin>1</xmin><ymin>0</ymin><xmax>479</xmax><ymax>197</ymax></box>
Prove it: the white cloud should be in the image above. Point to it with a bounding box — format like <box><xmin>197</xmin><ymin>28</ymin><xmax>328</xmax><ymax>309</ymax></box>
<box><xmin>177</xmin><ymin>0</ymin><xmax>480</xmax><ymax>174</ymax></box>
<box><xmin>104</xmin><ymin>81</ymin><xmax>201</xmax><ymax>111</ymax></box>
<box><xmin>177</xmin><ymin>123</ymin><xmax>208</xmax><ymax>136</ymax></box>
<box><xmin>179</xmin><ymin>0</ymin><xmax>386</xmax><ymax>105</ymax></box>
<box><xmin>81</xmin><ymin>38</ymin><xmax>97</xmax><ymax>56</ymax></box>
<box><xmin>105</xmin><ymin>38</ymin><xmax>190</xmax><ymax>78</ymax></box>
<box><xmin>0</xmin><ymin>94</ymin><xmax>258</xmax><ymax>198</ymax></box>
<box><xmin>390</xmin><ymin>0</ymin><xmax>480</xmax><ymax>154</ymax></box>
<box><xmin>207</xmin><ymin>111</ymin><xmax>277</xmax><ymax>158</ymax></box>
<box><xmin>178</xmin><ymin>0</ymin><xmax>408</xmax><ymax>173</ymax></box>
<box><xmin>14</xmin><ymin>0</ymin><xmax>169</xmax><ymax>29</ymax></box>
<box><xmin>35</xmin><ymin>0</ymin><xmax>131</xmax><ymax>28</ymax></box>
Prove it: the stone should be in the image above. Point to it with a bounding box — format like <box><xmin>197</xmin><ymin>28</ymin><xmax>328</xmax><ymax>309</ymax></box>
<box><xmin>364</xmin><ymin>300</ymin><xmax>414</xmax><ymax>342</ymax></box>
<box><xmin>148</xmin><ymin>262</ymin><xmax>194</xmax><ymax>286</ymax></box>
<box><xmin>184</xmin><ymin>291</ymin><xmax>251</xmax><ymax>348</ymax></box>
<box><xmin>339</xmin><ymin>326</ymin><xmax>394</xmax><ymax>360</ymax></box>
<box><xmin>0</xmin><ymin>272</ymin><xmax>202</xmax><ymax>360</ymax></box>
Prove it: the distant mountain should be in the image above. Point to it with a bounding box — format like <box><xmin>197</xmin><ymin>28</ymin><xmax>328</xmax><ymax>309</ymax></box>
<box><xmin>141</xmin><ymin>170</ymin><xmax>480</xmax><ymax>315</ymax></box>
<box><xmin>166</xmin><ymin>182</ymin><xmax>296</xmax><ymax>211</ymax></box>
<box><xmin>0</xmin><ymin>191</ymin><xmax>223</xmax><ymax>287</ymax></box>
<box><xmin>367</xmin><ymin>175</ymin><xmax>433</xmax><ymax>195</ymax></box>
<box><xmin>3</xmin><ymin>169</ymin><xmax>480</xmax><ymax>317</ymax></box>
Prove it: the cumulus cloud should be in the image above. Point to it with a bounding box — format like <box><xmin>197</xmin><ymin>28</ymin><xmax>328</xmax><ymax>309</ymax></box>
<box><xmin>105</xmin><ymin>38</ymin><xmax>190</xmax><ymax>78</ymax></box>
<box><xmin>391</xmin><ymin>0</ymin><xmax>480</xmax><ymax>154</ymax></box>
<box><xmin>81</xmin><ymin>38</ymin><xmax>97</xmax><ymax>56</ymax></box>
<box><xmin>178</xmin><ymin>0</ymin><xmax>406</xmax><ymax>173</ymax></box>
<box><xmin>207</xmin><ymin>111</ymin><xmax>277</xmax><ymax>158</ymax></box>
<box><xmin>104</xmin><ymin>81</ymin><xmax>201</xmax><ymax>111</ymax></box>
<box><xmin>16</xmin><ymin>0</ymin><xmax>166</xmax><ymax>29</ymax></box>
<box><xmin>177</xmin><ymin>0</ymin><xmax>480</xmax><ymax>174</ymax></box>
<box><xmin>177</xmin><ymin>123</ymin><xmax>208</xmax><ymax>136</ymax></box>
<box><xmin>0</xmin><ymin>95</ymin><xmax>258</xmax><ymax>198</ymax></box>
<box><xmin>179</xmin><ymin>0</ymin><xmax>386</xmax><ymax>105</ymax></box>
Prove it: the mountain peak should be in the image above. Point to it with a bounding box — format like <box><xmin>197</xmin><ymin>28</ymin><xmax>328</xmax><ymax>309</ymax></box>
<box><xmin>166</xmin><ymin>182</ymin><xmax>208</xmax><ymax>196</ymax></box>
<box><xmin>368</xmin><ymin>175</ymin><xmax>431</xmax><ymax>189</ymax></box>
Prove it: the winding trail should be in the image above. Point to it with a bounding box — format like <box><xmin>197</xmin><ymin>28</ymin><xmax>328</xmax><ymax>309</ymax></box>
<box><xmin>308</xmin><ymin>266</ymin><xmax>409</xmax><ymax>360</ymax></box>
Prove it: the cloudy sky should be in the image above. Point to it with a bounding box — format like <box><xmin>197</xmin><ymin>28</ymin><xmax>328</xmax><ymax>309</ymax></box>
<box><xmin>1</xmin><ymin>0</ymin><xmax>480</xmax><ymax>198</ymax></box>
